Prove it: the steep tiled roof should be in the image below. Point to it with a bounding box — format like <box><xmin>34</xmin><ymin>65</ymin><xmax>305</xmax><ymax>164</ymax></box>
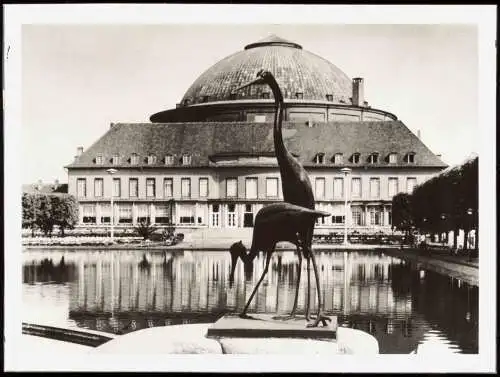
<box><xmin>67</xmin><ymin>121</ymin><xmax>447</xmax><ymax>169</ymax></box>
<box><xmin>180</xmin><ymin>34</ymin><xmax>352</xmax><ymax>105</ymax></box>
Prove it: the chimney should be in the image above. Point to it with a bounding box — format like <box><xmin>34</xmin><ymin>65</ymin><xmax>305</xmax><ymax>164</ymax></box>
<box><xmin>54</xmin><ymin>179</ymin><xmax>59</xmax><ymax>189</ymax></box>
<box><xmin>76</xmin><ymin>146</ymin><xmax>84</xmax><ymax>156</ymax></box>
<box><xmin>352</xmin><ymin>77</ymin><xmax>364</xmax><ymax>107</ymax></box>
<box><xmin>36</xmin><ymin>179</ymin><xmax>43</xmax><ymax>191</ymax></box>
<box><xmin>417</xmin><ymin>130</ymin><xmax>421</xmax><ymax>139</ymax></box>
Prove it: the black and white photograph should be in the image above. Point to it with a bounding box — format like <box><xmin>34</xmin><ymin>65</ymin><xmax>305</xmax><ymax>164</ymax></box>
<box><xmin>3</xmin><ymin>4</ymin><xmax>496</xmax><ymax>373</ymax></box>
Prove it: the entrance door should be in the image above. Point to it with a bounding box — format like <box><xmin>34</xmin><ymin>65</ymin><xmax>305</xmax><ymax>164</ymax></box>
<box><xmin>209</xmin><ymin>204</ymin><xmax>220</xmax><ymax>228</ymax></box>
<box><xmin>243</xmin><ymin>204</ymin><xmax>254</xmax><ymax>227</ymax></box>
<box><xmin>227</xmin><ymin>203</ymin><xmax>237</xmax><ymax>228</ymax></box>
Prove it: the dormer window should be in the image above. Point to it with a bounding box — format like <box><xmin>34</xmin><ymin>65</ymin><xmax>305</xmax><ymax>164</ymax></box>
<box><xmin>388</xmin><ymin>153</ymin><xmax>397</xmax><ymax>164</ymax></box>
<box><xmin>295</xmin><ymin>92</ymin><xmax>304</xmax><ymax>100</ymax></box>
<box><xmin>165</xmin><ymin>154</ymin><xmax>174</xmax><ymax>165</ymax></box>
<box><xmin>201</xmin><ymin>95</ymin><xmax>209</xmax><ymax>103</ymax></box>
<box><xmin>339</xmin><ymin>98</ymin><xmax>346</xmax><ymax>104</ymax></box>
<box><xmin>261</xmin><ymin>92</ymin><xmax>270</xmax><ymax>99</ymax></box>
<box><xmin>326</xmin><ymin>94</ymin><xmax>333</xmax><ymax>102</ymax></box>
<box><xmin>130</xmin><ymin>153</ymin><xmax>139</xmax><ymax>165</ymax></box>
<box><xmin>405</xmin><ymin>152</ymin><xmax>416</xmax><ymax>164</ymax></box>
<box><xmin>182</xmin><ymin>154</ymin><xmax>192</xmax><ymax>165</ymax></box>
<box><xmin>352</xmin><ymin>153</ymin><xmax>361</xmax><ymax>164</ymax></box>
<box><xmin>229</xmin><ymin>93</ymin><xmax>237</xmax><ymax>100</ymax></box>
<box><xmin>95</xmin><ymin>155</ymin><xmax>103</xmax><ymax>165</ymax></box>
<box><xmin>333</xmin><ymin>153</ymin><xmax>344</xmax><ymax>164</ymax></box>
<box><xmin>183</xmin><ymin>99</ymin><xmax>191</xmax><ymax>106</ymax></box>
<box><xmin>112</xmin><ymin>154</ymin><xmax>121</xmax><ymax>165</ymax></box>
<box><xmin>147</xmin><ymin>155</ymin><xmax>157</xmax><ymax>165</ymax></box>
<box><xmin>314</xmin><ymin>153</ymin><xmax>325</xmax><ymax>164</ymax></box>
<box><xmin>369</xmin><ymin>153</ymin><xmax>379</xmax><ymax>164</ymax></box>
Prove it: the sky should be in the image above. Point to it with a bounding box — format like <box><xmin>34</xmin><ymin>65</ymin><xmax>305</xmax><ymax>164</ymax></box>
<box><xmin>21</xmin><ymin>23</ymin><xmax>479</xmax><ymax>184</ymax></box>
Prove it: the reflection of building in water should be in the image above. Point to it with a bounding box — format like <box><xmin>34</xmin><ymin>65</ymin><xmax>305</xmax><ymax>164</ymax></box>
<box><xmin>68</xmin><ymin>251</ymin><xmax>409</xmax><ymax>320</ymax></box>
<box><xmin>23</xmin><ymin>250</ymin><xmax>478</xmax><ymax>353</ymax></box>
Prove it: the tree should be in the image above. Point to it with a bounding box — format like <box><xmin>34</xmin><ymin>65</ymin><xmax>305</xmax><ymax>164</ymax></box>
<box><xmin>22</xmin><ymin>193</ymin><xmax>40</xmax><ymax>236</ymax></box>
<box><xmin>35</xmin><ymin>194</ymin><xmax>56</xmax><ymax>236</ymax></box>
<box><xmin>391</xmin><ymin>193</ymin><xmax>414</xmax><ymax>243</ymax></box>
<box><xmin>51</xmin><ymin>194</ymin><xmax>79</xmax><ymax>237</ymax></box>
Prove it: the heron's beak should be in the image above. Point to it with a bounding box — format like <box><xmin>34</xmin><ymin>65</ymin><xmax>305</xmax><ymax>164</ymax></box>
<box><xmin>233</xmin><ymin>77</ymin><xmax>266</xmax><ymax>93</ymax></box>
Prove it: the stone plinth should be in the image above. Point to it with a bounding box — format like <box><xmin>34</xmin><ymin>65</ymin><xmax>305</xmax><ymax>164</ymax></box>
<box><xmin>206</xmin><ymin>314</ymin><xmax>337</xmax><ymax>340</ymax></box>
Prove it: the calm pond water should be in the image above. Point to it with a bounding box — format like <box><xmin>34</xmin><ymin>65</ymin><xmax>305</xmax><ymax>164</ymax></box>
<box><xmin>22</xmin><ymin>249</ymin><xmax>478</xmax><ymax>354</ymax></box>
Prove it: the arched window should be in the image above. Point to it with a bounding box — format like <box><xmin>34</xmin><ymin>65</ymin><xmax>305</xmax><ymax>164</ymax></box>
<box><xmin>369</xmin><ymin>153</ymin><xmax>379</xmax><ymax>164</ymax></box>
<box><xmin>147</xmin><ymin>154</ymin><xmax>157</xmax><ymax>165</ymax></box>
<box><xmin>314</xmin><ymin>153</ymin><xmax>325</xmax><ymax>164</ymax></box>
<box><xmin>182</xmin><ymin>154</ymin><xmax>192</xmax><ymax>166</ymax></box>
<box><xmin>352</xmin><ymin>153</ymin><xmax>361</xmax><ymax>164</ymax></box>
<box><xmin>333</xmin><ymin>153</ymin><xmax>344</xmax><ymax>164</ymax></box>
<box><xmin>165</xmin><ymin>154</ymin><xmax>174</xmax><ymax>165</ymax></box>
<box><xmin>405</xmin><ymin>152</ymin><xmax>416</xmax><ymax>164</ymax></box>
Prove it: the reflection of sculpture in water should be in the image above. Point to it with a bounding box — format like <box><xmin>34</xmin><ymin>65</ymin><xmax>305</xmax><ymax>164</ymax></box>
<box><xmin>229</xmin><ymin>240</ymin><xmax>254</xmax><ymax>283</ymax></box>
<box><xmin>231</xmin><ymin>69</ymin><xmax>331</xmax><ymax>327</ymax></box>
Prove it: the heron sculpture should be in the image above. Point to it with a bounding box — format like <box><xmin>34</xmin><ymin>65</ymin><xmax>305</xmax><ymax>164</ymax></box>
<box><xmin>231</xmin><ymin>69</ymin><xmax>331</xmax><ymax>327</ymax></box>
<box><xmin>229</xmin><ymin>202</ymin><xmax>330</xmax><ymax>325</ymax></box>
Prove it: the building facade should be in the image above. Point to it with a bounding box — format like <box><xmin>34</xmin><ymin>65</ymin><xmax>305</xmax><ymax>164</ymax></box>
<box><xmin>66</xmin><ymin>35</ymin><xmax>447</xmax><ymax>233</ymax></box>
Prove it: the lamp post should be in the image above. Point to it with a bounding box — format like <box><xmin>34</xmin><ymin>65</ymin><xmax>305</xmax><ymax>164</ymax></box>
<box><xmin>466</xmin><ymin>208</ymin><xmax>473</xmax><ymax>261</ymax></box>
<box><xmin>106</xmin><ymin>168</ymin><xmax>118</xmax><ymax>243</ymax></box>
<box><xmin>341</xmin><ymin>168</ymin><xmax>352</xmax><ymax>246</ymax></box>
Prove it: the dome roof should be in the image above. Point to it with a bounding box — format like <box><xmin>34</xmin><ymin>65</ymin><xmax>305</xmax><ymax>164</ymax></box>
<box><xmin>181</xmin><ymin>35</ymin><xmax>353</xmax><ymax>105</ymax></box>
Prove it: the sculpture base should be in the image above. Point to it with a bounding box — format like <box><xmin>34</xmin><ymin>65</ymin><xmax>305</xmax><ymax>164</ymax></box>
<box><xmin>206</xmin><ymin>314</ymin><xmax>337</xmax><ymax>340</ymax></box>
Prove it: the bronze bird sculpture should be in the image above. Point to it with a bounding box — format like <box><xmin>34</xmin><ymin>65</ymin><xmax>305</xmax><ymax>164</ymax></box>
<box><xmin>232</xmin><ymin>70</ymin><xmax>331</xmax><ymax>327</ymax></box>
<box><xmin>228</xmin><ymin>202</ymin><xmax>330</xmax><ymax>321</ymax></box>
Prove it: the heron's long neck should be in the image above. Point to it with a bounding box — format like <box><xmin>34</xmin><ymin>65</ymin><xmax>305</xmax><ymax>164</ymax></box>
<box><xmin>268</xmin><ymin>79</ymin><xmax>295</xmax><ymax>172</ymax></box>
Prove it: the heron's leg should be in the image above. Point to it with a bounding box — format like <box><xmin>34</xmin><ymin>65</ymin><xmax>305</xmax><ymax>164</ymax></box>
<box><xmin>306</xmin><ymin>247</ymin><xmax>331</xmax><ymax>328</ymax></box>
<box><xmin>290</xmin><ymin>247</ymin><xmax>302</xmax><ymax>317</ymax></box>
<box><xmin>240</xmin><ymin>251</ymin><xmax>273</xmax><ymax>318</ymax></box>
<box><xmin>305</xmin><ymin>255</ymin><xmax>312</xmax><ymax>321</ymax></box>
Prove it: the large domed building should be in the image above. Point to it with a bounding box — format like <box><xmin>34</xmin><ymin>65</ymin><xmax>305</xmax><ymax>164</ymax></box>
<box><xmin>66</xmin><ymin>35</ymin><xmax>446</xmax><ymax>234</ymax></box>
<box><xmin>150</xmin><ymin>35</ymin><xmax>396</xmax><ymax>123</ymax></box>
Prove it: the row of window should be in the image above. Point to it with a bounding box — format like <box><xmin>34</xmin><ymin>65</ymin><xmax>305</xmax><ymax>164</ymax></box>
<box><xmin>94</xmin><ymin>152</ymin><xmax>416</xmax><ymax>166</ymax></box>
<box><xmin>77</xmin><ymin>176</ymin><xmax>416</xmax><ymax>200</ymax></box>
<box><xmin>81</xmin><ymin>202</ymin><xmax>391</xmax><ymax>227</ymax></box>
<box><xmin>76</xmin><ymin>177</ymin><xmax>280</xmax><ymax>199</ymax></box>
<box><xmin>186</xmin><ymin>92</ymin><xmax>352</xmax><ymax>104</ymax></box>
<box><xmin>313</xmin><ymin>176</ymin><xmax>417</xmax><ymax>199</ymax></box>
<box><xmin>315</xmin><ymin>207</ymin><xmax>390</xmax><ymax>226</ymax></box>
<box><xmin>314</xmin><ymin>152</ymin><xmax>416</xmax><ymax>165</ymax></box>
<box><xmin>94</xmin><ymin>153</ymin><xmax>191</xmax><ymax>166</ymax></box>
<box><xmin>78</xmin><ymin>177</ymin><xmax>206</xmax><ymax>199</ymax></box>
<box><xmin>82</xmin><ymin>203</ymin><xmax>175</xmax><ymax>225</ymax></box>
